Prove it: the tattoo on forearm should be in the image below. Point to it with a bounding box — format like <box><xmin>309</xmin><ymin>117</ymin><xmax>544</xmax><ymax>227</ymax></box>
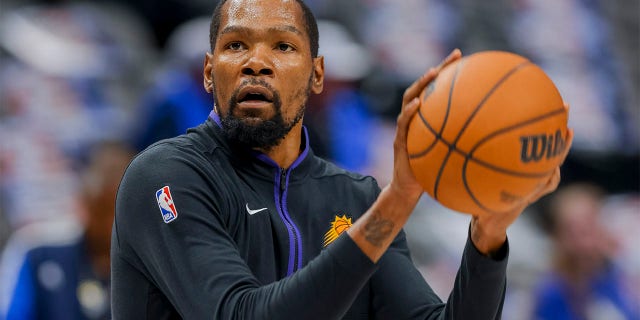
<box><xmin>364</xmin><ymin>210</ymin><xmax>395</xmax><ymax>247</ymax></box>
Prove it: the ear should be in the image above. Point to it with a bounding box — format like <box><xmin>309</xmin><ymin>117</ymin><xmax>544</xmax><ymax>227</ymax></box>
<box><xmin>311</xmin><ymin>55</ymin><xmax>324</xmax><ymax>94</ymax></box>
<box><xmin>203</xmin><ymin>52</ymin><xmax>214</xmax><ymax>93</ymax></box>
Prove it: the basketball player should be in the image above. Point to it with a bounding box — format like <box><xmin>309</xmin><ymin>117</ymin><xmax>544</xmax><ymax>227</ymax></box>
<box><xmin>111</xmin><ymin>0</ymin><xmax>569</xmax><ymax>318</ymax></box>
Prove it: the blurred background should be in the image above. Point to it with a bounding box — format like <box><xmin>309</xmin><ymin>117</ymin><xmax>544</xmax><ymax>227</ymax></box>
<box><xmin>0</xmin><ymin>0</ymin><xmax>637</xmax><ymax>319</ymax></box>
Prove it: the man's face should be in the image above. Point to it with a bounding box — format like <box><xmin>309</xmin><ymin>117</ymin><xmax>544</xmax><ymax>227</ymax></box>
<box><xmin>204</xmin><ymin>0</ymin><xmax>324</xmax><ymax>150</ymax></box>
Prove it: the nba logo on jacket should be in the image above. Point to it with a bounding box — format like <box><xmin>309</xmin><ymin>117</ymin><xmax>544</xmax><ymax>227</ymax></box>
<box><xmin>156</xmin><ymin>186</ymin><xmax>178</xmax><ymax>223</ymax></box>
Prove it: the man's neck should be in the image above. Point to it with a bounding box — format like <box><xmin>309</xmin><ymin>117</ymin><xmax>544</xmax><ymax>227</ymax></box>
<box><xmin>259</xmin><ymin>121</ymin><xmax>304</xmax><ymax>169</ymax></box>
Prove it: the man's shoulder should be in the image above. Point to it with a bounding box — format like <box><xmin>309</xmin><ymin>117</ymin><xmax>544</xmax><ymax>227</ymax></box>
<box><xmin>132</xmin><ymin>123</ymin><xmax>225</xmax><ymax>170</ymax></box>
<box><xmin>311</xmin><ymin>156</ymin><xmax>373</xmax><ymax>180</ymax></box>
<box><xmin>118</xmin><ymin>125</ymin><xmax>232</xmax><ymax>197</ymax></box>
<box><xmin>310</xmin><ymin>156</ymin><xmax>379</xmax><ymax>190</ymax></box>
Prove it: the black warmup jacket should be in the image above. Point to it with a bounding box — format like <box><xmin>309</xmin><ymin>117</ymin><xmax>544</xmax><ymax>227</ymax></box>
<box><xmin>111</xmin><ymin>115</ymin><xmax>509</xmax><ymax>319</ymax></box>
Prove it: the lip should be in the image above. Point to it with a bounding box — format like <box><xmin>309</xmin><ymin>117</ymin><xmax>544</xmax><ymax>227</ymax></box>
<box><xmin>237</xmin><ymin>100</ymin><xmax>273</xmax><ymax>110</ymax></box>
<box><xmin>237</xmin><ymin>85</ymin><xmax>274</xmax><ymax>103</ymax></box>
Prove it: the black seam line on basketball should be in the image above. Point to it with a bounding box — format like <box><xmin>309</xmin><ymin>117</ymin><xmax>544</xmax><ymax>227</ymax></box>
<box><xmin>462</xmin><ymin>160</ymin><xmax>497</xmax><ymax>214</ymax></box>
<box><xmin>468</xmin><ymin>107</ymin><xmax>566</xmax><ymax>160</ymax></box>
<box><xmin>432</xmin><ymin>60</ymin><xmax>465</xmax><ymax>200</ymax></box>
<box><xmin>450</xmin><ymin>61</ymin><xmax>532</xmax><ymax>148</ymax></box>
<box><xmin>461</xmin><ymin>154</ymin><xmax>551</xmax><ymax>215</ymax></box>
<box><xmin>411</xmin><ymin>107</ymin><xmax>565</xmax><ymax>177</ymax></box>
<box><xmin>409</xmin><ymin>60</ymin><xmax>465</xmax><ymax>159</ymax></box>
<box><xmin>408</xmin><ymin>109</ymin><xmax>440</xmax><ymax>159</ymax></box>
<box><xmin>433</xmin><ymin>151</ymin><xmax>453</xmax><ymax>201</ymax></box>
<box><xmin>433</xmin><ymin>61</ymin><xmax>462</xmax><ymax>200</ymax></box>
<box><xmin>462</xmin><ymin>107</ymin><xmax>566</xmax><ymax>214</ymax></box>
<box><xmin>439</xmin><ymin>59</ymin><xmax>463</xmax><ymax>137</ymax></box>
<box><xmin>463</xmin><ymin>155</ymin><xmax>555</xmax><ymax>177</ymax></box>
<box><xmin>463</xmin><ymin>108</ymin><xmax>567</xmax><ymax>177</ymax></box>
<box><xmin>434</xmin><ymin>60</ymin><xmax>529</xmax><ymax>200</ymax></box>
<box><xmin>409</xmin><ymin>107</ymin><xmax>459</xmax><ymax>158</ymax></box>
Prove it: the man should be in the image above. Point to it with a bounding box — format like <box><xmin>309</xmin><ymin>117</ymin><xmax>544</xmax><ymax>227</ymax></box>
<box><xmin>532</xmin><ymin>183</ymin><xmax>639</xmax><ymax>320</ymax></box>
<box><xmin>2</xmin><ymin>141</ymin><xmax>133</xmax><ymax>319</ymax></box>
<box><xmin>111</xmin><ymin>0</ymin><xmax>571</xmax><ymax>318</ymax></box>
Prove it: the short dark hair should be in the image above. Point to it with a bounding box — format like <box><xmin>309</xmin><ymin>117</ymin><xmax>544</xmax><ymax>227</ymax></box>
<box><xmin>534</xmin><ymin>182</ymin><xmax>605</xmax><ymax>235</ymax></box>
<box><xmin>209</xmin><ymin>0</ymin><xmax>319</xmax><ymax>57</ymax></box>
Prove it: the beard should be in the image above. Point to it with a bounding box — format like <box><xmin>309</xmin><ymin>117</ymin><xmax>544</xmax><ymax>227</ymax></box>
<box><xmin>215</xmin><ymin>77</ymin><xmax>310</xmax><ymax>152</ymax></box>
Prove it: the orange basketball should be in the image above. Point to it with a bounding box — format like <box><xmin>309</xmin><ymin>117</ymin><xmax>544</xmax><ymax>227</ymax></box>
<box><xmin>407</xmin><ymin>51</ymin><xmax>570</xmax><ymax>215</ymax></box>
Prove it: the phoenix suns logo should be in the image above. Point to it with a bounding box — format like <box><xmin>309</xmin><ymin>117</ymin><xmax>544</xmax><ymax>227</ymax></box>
<box><xmin>323</xmin><ymin>215</ymin><xmax>353</xmax><ymax>247</ymax></box>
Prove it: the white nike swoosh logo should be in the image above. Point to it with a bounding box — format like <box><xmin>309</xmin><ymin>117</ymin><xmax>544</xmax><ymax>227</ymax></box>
<box><xmin>246</xmin><ymin>203</ymin><xmax>268</xmax><ymax>215</ymax></box>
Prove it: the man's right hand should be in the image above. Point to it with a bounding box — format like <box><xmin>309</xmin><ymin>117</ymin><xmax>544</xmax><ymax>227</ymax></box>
<box><xmin>347</xmin><ymin>49</ymin><xmax>462</xmax><ymax>263</ymax></box>
<box><xmin>390</xmin><ymin>49</ymin><xmax>463</xmax><ymax>203</ymax></box>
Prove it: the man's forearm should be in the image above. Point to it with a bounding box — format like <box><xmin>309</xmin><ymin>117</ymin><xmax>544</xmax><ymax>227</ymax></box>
<box><xmin>347</xmin><ymin>185</ymin><xmax>421</xmax><ymax>263</ymax></box>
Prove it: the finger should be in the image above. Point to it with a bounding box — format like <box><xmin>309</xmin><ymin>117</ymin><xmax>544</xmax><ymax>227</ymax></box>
<box><xmin>560</xmin><ymin>103</ymin><xmax>572</xmax><ymax>164</ymax></box>
<box><xmin>403</xmin><ymin>68</ymin><xmax>437</xmax><ymax>106</ymax></box>
<box><xmin>543</xmin><ymin>167</ymin><xmax>561</xmax><ymax>196</ymax></box>
<box><xmin>545</xmin><ymin>167</ymin><xmax>561</xmax><ymax>193</ymax></box>
<box><xmin>564</xmin><ymin>128</ymin><xmax>574</xmax><ymax>151</ymax></box>
<box><xmin>402</xmin><ymin>49</ymin><xmax>463</xmax><ymax>106</ymax></box>
<box><xmin>559</xmin><ymin>128</ymin><xmax>574</xmax><ymax>165</ymax></box>
<box><xmin>530</xmin><ymin>167</ymin><xmax>561</xmax><ymax>203</ymax></box>
<box><xmin>436</xmin><ymin>48</ymin><xmax>462</xmax><ymax>71</ymax></box>
<box><xmin>503</xmin><ymin>165</ymin><xmax>561</xmax><ymax>218</ymax></box>
<box><xmin>528</xmin><ymin>128</ymin><xmax>573</xmax><ymax>203</ymax></box>
<box><xmin>395</xmin><ymin>97</ymin><xmax>421</xmax><ymax>148</ymax></box>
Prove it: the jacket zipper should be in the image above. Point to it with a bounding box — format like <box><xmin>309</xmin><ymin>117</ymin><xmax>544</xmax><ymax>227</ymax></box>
<box><xmin>275</xmin><ymin>167</ymin><xmax>303</xmax><ymax>276</ymax></box>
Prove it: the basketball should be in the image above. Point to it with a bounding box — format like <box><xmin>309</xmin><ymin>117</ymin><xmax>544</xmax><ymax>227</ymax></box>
<box><xmin>407</xmin><ymin>51</ymin><xmax>570</xmax><ymax>215</ymax></box>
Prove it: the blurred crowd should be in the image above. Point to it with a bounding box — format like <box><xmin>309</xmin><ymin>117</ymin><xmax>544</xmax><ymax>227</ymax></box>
<box><xmin>0</xmin><ymin>0</ymin><xmax>637</xmax><ymax>319</ymax></box>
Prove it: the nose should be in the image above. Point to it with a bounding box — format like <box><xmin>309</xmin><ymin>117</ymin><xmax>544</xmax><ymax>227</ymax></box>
<box><xmin>242</xmin><ymin>45</ymin><xmax>274</xmax><ymax>77</ymax></box>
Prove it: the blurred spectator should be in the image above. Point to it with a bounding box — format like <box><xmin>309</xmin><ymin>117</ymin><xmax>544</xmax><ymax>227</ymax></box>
<box><xmin>0</xmin><ymin>141</ymin><xmax>134</xmax><ymax>320</ymax></box>
<box><xmin>0</xmin><ymin>2</ymin><xmax>154</xmax><ymax>228</ymax></box>
<box><xmin>598</xmin><ymin>0</ymin><xmax>639</xmax><ymax>134</ymax></box>
<box><xmin>132</xmin><ymin>16</ymin><xmax>213</xmax><ymax>151</ymax></box>
<box><xmin>0</xmin><ymin>1</ymin><xmax>635</xmax><ymax>319</ymax></box>
<box><xmin>360</xmin><ymin>0</ymin><xmax>456</xmax><ymax>84</ymax></box>
<box><xmin>509</xmin><ymin>0</ymin><xmax>638</xmax><ymax>154</ymax></box>
<box><xmin>304</xmin><ymin>0</ymin><xmax>367</xmax><ymax>44</ymax></box>
<box><xmin>532</xmin><ymin>183</ymin><xmax>640</xmax><ymax>320</ymax></box>
<box><xmin>449</xmin><ymin>0</ymin><xmax>515</xmax><ymax>53</ymax></box>
<box><xmin>342</xmin><ymin>0</ymin><xmax>460</xmax><ymax>120</ymax></box>
<box><xmin>101</xmin><ymin>0</ymin><xmax>218</xmax><ymax>48</ymax></box>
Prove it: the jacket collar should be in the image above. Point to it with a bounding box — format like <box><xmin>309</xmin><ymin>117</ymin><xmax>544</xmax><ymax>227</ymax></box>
<box><xmin>206</xmin><ymin>110</ymin><xmax>315</xmax><ymax>183</ymax></box>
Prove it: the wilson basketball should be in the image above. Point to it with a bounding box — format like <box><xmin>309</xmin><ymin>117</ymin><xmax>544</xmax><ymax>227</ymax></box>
<box><xmin>407</xmin><ymin>51</ymin><xmax>570</xmax><ymax>215</ymax></box>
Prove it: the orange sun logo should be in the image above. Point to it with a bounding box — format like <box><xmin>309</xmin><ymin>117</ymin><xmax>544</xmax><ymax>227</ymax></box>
<box><xmin>323</xmin><ymin>215</ymin><xmax>353</xmax><ymax>247</ymax></box>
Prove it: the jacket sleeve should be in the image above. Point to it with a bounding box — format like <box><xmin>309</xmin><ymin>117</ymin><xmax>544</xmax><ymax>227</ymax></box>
<box><xmin>370</xmin><ymin>228</ymin><xmax>508</xmax><ymax>319</ymax></box>
<box><xmin>111</xmin><ymin>146</ymin><xmax>377</xmax><ymax>320</ymax></box>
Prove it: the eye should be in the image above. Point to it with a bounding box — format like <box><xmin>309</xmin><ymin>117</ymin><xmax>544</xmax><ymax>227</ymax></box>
<box><xmin>277</xmin><ymin>43</ymin><xmax>295</xmax><ymax>52</ymax></box>
<box><xmin>227</xmin><ymin>42</ymin><xmax>245</xmax><ymax>51</ymax></box>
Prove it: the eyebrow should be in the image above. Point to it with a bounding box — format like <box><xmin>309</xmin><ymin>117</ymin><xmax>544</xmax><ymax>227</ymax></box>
<box><xmin>220</xmin><ymin>25</ymin><xmax>303</xmax><ymax>36</ymax></box>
